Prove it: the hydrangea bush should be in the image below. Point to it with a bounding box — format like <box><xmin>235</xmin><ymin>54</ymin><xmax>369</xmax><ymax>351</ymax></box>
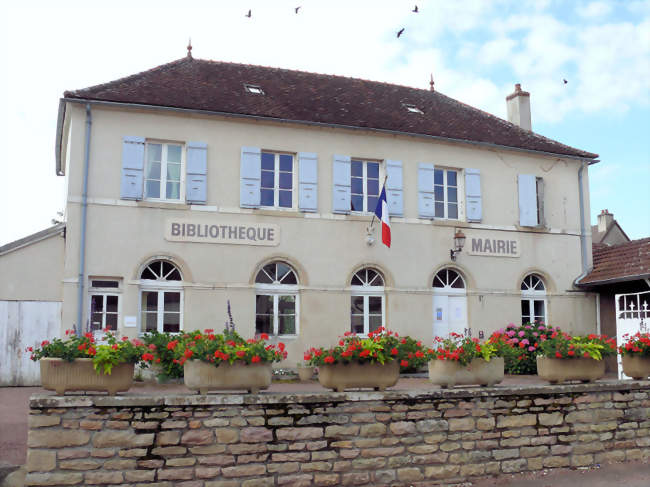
<box><xmin>488</xmin><ymin>322</ymin><xmax>558</xmax><ymax>374</ymax></box>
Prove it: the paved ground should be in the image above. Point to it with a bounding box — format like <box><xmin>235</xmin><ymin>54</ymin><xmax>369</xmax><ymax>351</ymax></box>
<box><xmin>1</xmin><ymin>375</ymin><xmax>648</xmax><ymax>487</ymax></box>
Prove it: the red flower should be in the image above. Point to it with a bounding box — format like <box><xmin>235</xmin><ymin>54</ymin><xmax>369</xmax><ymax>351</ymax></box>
<box><xmin>251</xmin><ymin>355</ymin><xmax>261</xmax><ymax>363</ymax></box>
<box><xmin>400</xmin><ymin>359</ymin><xmax>409</xmax><ymax>367</ymax></box>
<box><xmin>41</xmin><ymin>340</ymin><xmax>50</xmax><ymax>347</ymax></box>
<box><xmin>148</xmin><ymin>344</ymin><xmax>156</xmax><ymax>350</ymax></box>
<box><xmin>567</xmin><ymin>350</ymin><xmax>575</xmax><ymax>357</ymax></box>
<box><xmin>304</xmin><ymin>353</ymin><xmax>312</xmax><ymax>361</ymax></box>
<box><xmin>236</xmin><ymin>350</ymin><xmax>246</xmax><ymax>358</ymax></box>
<box><xmin>278</xmin><ymin>343</ymin><xmax>286</xmax><ymax>352</ymax></box>
<box><xmin>121</xmin><ymin>336</ymin><xmax>129</xmax><ymax>341</ymax></box>
<box><xmin>111</xmin><ymin>344</ymin><xmax>119</xmax><ymax>350</ymax></box>
<box><xmin>260</xmin><ymin>333</ymin><xmax>269</xmax><ymax>340</ymax></box>
<box><xmin>142</xmin><ymin>353</ymin><xmax>154</xmax><ymax>361</ymax></box>
<box><xmin>583</xmin><ymin>352</ymin><xmax>590</xmax><ymax>358</ymax></box>
<box><xmin>390</xmin><ymin>348</ymin><xmax>398</xmax><ymax>355</ymax></box>
<box><xmin>167</xmin><ymin>340</ymin><xmax>178</xmax><ymax>350</ymax></box>
<box><xmin>84</xmin><ymin>332</ymin><xmax>93</xmax><ymax>339</ymax></box>
<box><xmin>184</xmin><ymin>349</ymin><xmax>193</xmax><ymax>359</ymax></box>
<box><xmin>359</xmin><ymin>350</ymin><xmax>370</xmax><ymax>358</ymax></box>
<box><xmin>555</xmin><ymin>352</ymin><xmax>562</xmax><ymax>358</ymax></box>
<box><xmin>324</xmin><ymin>355</ymin><xmax>335</xmax><ymax>364</ymax></box>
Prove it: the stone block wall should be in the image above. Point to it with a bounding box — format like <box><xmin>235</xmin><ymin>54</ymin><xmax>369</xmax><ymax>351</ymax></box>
<box><xmin>26</xmin><ymin>382</ymin><xmax>650</xmax><ymax>486</ymax></box>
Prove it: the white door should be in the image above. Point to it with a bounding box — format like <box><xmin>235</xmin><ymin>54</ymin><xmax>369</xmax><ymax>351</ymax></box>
<box><xmin>615</xmin><ymin>291</ymin><xmax>650</xmax><ymax>379</ymax></box>
<box><xmin>432</xmin><ymin>268</ymin><xmax>469</xmax><ymax>338</ymax></box>
<box><xmin>433</xmin><ymin>294</ymin><xmax>449</xmax><ymax>337</ymax></box>
<box><xmin>449</xmin><ymin>295</ymin><xmax>468</xmax><ymax>336</ymax></box>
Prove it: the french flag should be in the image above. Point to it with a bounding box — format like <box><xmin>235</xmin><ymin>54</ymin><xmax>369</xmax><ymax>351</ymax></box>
<box><xmin>374</xmin><ymin>186</ymin><xmax>391</xmax><ymax>248</ymax></box>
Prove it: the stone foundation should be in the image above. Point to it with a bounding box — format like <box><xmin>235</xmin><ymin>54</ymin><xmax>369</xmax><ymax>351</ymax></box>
<box><xmin>26</xmin><ymin>382</ymin><xmax>650</xmax><ymax>486</ymax></box>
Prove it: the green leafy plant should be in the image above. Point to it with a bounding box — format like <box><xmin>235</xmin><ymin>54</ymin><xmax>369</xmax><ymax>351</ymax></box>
<box><xmin>488</xmin><ymin>322</ymin><xmax>558</xmax><ymax>374</ymax></box>
<box><xmin>538</xmin><ymin>333</ymin><xmax>617</xmax><ymax>360</ymax></box>
<box><xmin>142</xmin><ymin>330</ymin><xmax>185</xmax><ymax>379</ymax></box>
<box><xmin>619</xmin><ymin>332</ymin><xmax>650</xmax><ymax>357</ymax></box>
<box><xmin>428</xmin><ymin>333</ymin><xmax>499</xmax><ymax>367</ymax></box>
<box><xmin>27</xmin><ymin>329</ymin><xmax>148</xmax><ymax>375</ymax></box>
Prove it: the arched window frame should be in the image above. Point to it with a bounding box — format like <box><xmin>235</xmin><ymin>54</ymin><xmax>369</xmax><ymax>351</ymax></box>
<box><xmin>432</xmin><ymin>268</ymin><xmax>466</xmax><ymax>295</ymax></box>
<box><xmin>521</xmin><ymin>273</ymin><xmax>547</xmax><ymax>325</ymax></box>
<box><xmin>350</xmin><ymin>268</ymin><xmax>386</xmax><ymax>336</ymax></box>
<box><xmin>139</xmin><ymin>260</ymin><xmax>184</xmax><ymax>334</ymax></box>
<box><xmin>255</xmin><ymin>261</ymin><xmax>299</xmax><ymax>337</ymax></box>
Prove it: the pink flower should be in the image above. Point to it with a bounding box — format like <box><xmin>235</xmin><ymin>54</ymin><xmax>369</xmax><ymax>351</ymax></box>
<box><xmin>518</xmin><ymin>331</ymin><xmax>525</xmax><ymax>337</ymax></box>
<box><xmin>507</xmin><ymin>331</ymin><xmax>515</xmax><ymax>337</ymax></box>
<box><xmin>511</xmin><ymin>338</ymin><xmax>519</xmax><ymax>344</ymax></box>
<box><xmin>528</xmin><ymin>346</ymin><xmax>535</xmax><ymax>352</ymax></box>
<box><xmin>532</xmin><ymin>332</ymin><xmax>538</xmax><ymax>337</ymax></box>
<box><xmin>521</xmin><ymin>339</ymin><xmax>529</xmax><ymax>346</ymax></box>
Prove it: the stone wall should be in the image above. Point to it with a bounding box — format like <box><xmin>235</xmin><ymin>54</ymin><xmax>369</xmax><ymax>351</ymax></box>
<box><xmin>26</xmin><ymin>382</ymin><xmax>650</xmax><ymax>487</ymax></box>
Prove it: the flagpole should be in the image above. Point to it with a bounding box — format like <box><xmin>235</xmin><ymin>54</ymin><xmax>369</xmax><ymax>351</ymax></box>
<box><xmin>369</xmin><ymin>174</ymin><xmax>389</xmax><ymax>229</ymax></box>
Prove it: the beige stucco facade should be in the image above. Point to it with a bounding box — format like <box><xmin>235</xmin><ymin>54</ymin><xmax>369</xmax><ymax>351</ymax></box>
<box><xmin>57</xmin><ymin>102</ymin><xmax>597</xmax><ymax>363</ymax></box>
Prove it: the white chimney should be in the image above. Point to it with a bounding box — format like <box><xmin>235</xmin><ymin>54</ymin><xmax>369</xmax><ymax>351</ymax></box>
<box><xmin>506</xmin><ymin>83</ymin><xmax>531</xmax><ymax>131</ymax></box>
<box><xmin>597</xmin><ymin>209</ymin><xmax>614</xmax><ymax>233</ymax></box>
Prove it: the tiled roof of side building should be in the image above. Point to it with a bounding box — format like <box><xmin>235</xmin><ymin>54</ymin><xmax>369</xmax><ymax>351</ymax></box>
<box><xmin>64</xmin><ymin>57</ymin><xmax>597</xmax><ymax>159</ymax></box>
<box><xmin>579</xmin><ymin>238</ymin><xmax>650</xmax><ymax>285</ymax></box>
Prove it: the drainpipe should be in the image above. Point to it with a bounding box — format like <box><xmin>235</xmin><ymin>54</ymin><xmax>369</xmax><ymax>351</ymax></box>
<box><xmin>573</xmin><ymin>159</ymin><xmax>600</xmax><ymax>286</ymax></box>
<box><xmin>76</xmin><ymin>104</ymin><xmax>92</xmax><ymax>336</ymax></box>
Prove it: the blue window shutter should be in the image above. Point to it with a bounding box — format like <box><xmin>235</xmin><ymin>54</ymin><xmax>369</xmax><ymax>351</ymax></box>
<box><xmin>465</xmin><ymin>168</ymin><xmax>482</xmax><ymax>222</ymax></box>
<box><xmin>418</xmin><ymin>163</ymin><xmax>435</xmax><ymax>218</ymax></box>
<box><xmin>518</xmin><ymin>174</ymin><xmax>538</xmax><ymax>226</ymax></box>
<box><xmin>186</xmin><ymin>142</ymin><xmax>207</xmax><ymax>204</ymax></box>
<box><xmin>120</xmin><ymin>136</ymin><xmax>145</xmax><ymax>200</ymax></box>
<box><xmin>298</xmin><ymin>152</ymin><xmax>318</xmax><ymax>212</ymax></box>
<box><xmin>332</xmin><ymin>155</ymin><xmax>351</xmax><ymax>214</ymax></box>
<box><xmin>240</xmin><ymin>146</ymin><xmax>261</xmax><ymax>208</ymax></box>
<box><xmin>386</xmin><ymin>160</ymin><xmax>403</xmax><ymax>217</ymax></box>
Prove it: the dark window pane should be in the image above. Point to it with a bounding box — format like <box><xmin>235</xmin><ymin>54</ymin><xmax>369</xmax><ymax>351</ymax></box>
<box><xmin>434</xmin><ymin>185</ymin><xmax>444</xmax><ymax>202</ymax></box>
<box><xmin>447</xmin><ymin>170</ymin><xmax>457</xmax><ymax>186</ymax></box>
<box><xmin>447</xmin><ymin>187</ymin><xmax>457</xmax><ymax>203</ymax></box>
<box><xmin>450</xmin><ymin>272</ymin><xmax>465</xmax><ymax>288</ymax></box>
<box><xmin>280</xmin><ymin>269</ymin><xmax>297</xmax><ymax>285</ymax></box>
<box><xmin>279</xmin><ymin>172</ymin><xmax>292</xmax><ymax>189</ymax></box>
<box><xmin>91</xmin><ymin>280</ymin><xmax>119</xmax><ymax>288</ymax></box>
<box><xmin>261</xmin><ymin>189</ymin><xmax>274</xmax><ymax>206</ymax></box>
<box><xmin>105</xmin><ymin>314</ymin><xmax>118</xmax><ymax>330</ymax></box>
<box><xmin>91</xmin><ymin>295</ymin><xmax>104</xmax><ymax>312</ymax></box>
<box><xmin>367</xmin><ymin>163</ymin><xmax>379</xmax><ymax>179</ymax></box>
<box><xmin>277</xmin><ymin>263</ymin><xmax>290</xmax><ymax>281</ymax></box>
<box><xmin>261</xmin><ymin>171</ymin><xmax>275</xmax><ymax>188</ymax></box>
<box><xmin>366</xmin><ymin>269</ymin><xmax>378</xmax><ymax>285</ymax></box>
<box><xmin>163</xmin><ymin>313</ymin><xmax>180</xmax><ymax>333</ymax></box>
<box><xmin>435</xmin><ymin>202</ymin><xmax>445</xmax><ymax>218</ymax></box>
<box><xmin>256</xmin><ymin>295</ymin><xmax>273</xmax><ymax>314</ymax></box>
<box><xmin>255</xmin><ymin>269</ymin><xmax>273</xmax><ymax>284</ymax></box>
<box><xmin>279</xmin><ymin>295</ymin><xmax>295</xmax><ymax>313</ymax></box>
<box><xmin>351</xmin><ymin>177</ymin><xmax>363</xmax><ymax>194</ymax></box>
<box><xmin>279</xmin><ymin>190</ymin><xmax>292</xmax><ymax>208</ymax></box>
<box><xmin>278</xmin><ymin>315</ymin><xmax>295</xmax><ymax>335</ymax></box>
<box><xmin>448</xmin><ymin>204</ymin><xmax>458</xmax><ymax>219</ymax></box>
<box><xmin>261</xmin><ymin>152</ymin><xmax>275</xmax><ymax>170</ymax></box>
<box><xmin>351</xmin><ymin>274</ymin><xmax>363</xmax><ymax>286</ymax></box>
<box><xmin>279</xmin><ymin>154</ymin><xmax>293</xmax><ymax>172</ymax></box>
<box><xmin>351</xmin><ymin>161</ymin><xmax>363</xmax><ymax>176</ymax></box>
<box><xmin>143</xmin><ymin>312</ymin><xmax>157</xmax><ymax>332</ymax></box>
<box><xmin>521</xmin><ymin>300</ymin><xmax>530</xmax><ymax>317</ymax></box>
<box><xmin>255</xmin><ymin>315</ymin><xmax>272</xmax><ymax>335</ymax></box>
<box><xmin>368</xmin><ymin>296</ymin><xmax>382</xmax><ymax>313</ymax></box>
<box><xmin>534</xmin><ymin>300</ymin><xmax>545</xmax><ymax>320</ymax></box>
<box><xmin>351</xmin><ymin>296</ymin><xmax>364</xmax><ymax>313</ymax></box>
<box><xmin>367</xmin><ymin>197</ymin><xmax>378</xmax><ymax>212</ymax></box>
<box><xmin>351</xmin><ymin>195</ymin><xmax>363</xmax><ymax>211</ymax></box>
<box><xmin>434</xmin><ymin>169</ymin><xmax>443</xmax><ymax>185</ymax></box>
<box><xmin>367</xmin><ymin>178</ymin><xmax>379</xmax><ymax>196</ymax></box>
<box><xmin>351</xmin><ymin>315</ymin><xmax>364</xmax><ymax>334</ymax></box>
<box><xmin>167</xmin><ymin>268</ymin><xmax>181</xmax><ymax>281</ymax></box>
<box><xmin>141</xmin><ymin>267</ymin><xmax>156</xmax><ymax>280</ymax></box>
<box><xmin>142</xmin><ymin>292</ymin><xmax>158</xmax><ymax>311</ymax></box>
<box><xmin>145</xmin><ymin>181</ymin><xmax>160</xmax><ymax>199</ymax></box>
<box><xmin>90</xmin><ymin>312</ymin><xmax>103</xmax><ymax>331</ymax></box>
<box><xmin>369</xmin><ymin>315</ymin><xmax>382</xmax><ymax>333</ymax></box>
<box><xmin>106</xmin><ymin>295</ymin><xmax>118</xmax><ymax>313</ymax></box>
<box><xmin>162</xmin><ymin>261</ymin><xmax>174</xmax><ymax>277</ymax></box>
<box><xmin>163</xmin><ymin>292</ymin><xmax>180</xmax><ymax>312</ymax></box>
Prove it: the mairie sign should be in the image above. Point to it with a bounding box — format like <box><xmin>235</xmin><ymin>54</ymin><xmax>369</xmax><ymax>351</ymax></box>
<box><xmin>165</xmin><ymin>220</ymin><xmax>280</xmax><ymax>246</ymax></box>
<box><xmin>466</xmin><ymin>233</ymin><xmax>520</xmax><ymax>258</ymax></box>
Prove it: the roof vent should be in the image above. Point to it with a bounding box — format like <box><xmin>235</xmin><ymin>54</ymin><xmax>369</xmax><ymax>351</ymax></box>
<box><xmin>403</xmin><ymin>103</ymin><xmax>424</xmax><ymax>114</ymax></box>
<box><xmin>244</xmin><ymin>84</ymin><xmax>265</xmax><ymax>95</ymax></box>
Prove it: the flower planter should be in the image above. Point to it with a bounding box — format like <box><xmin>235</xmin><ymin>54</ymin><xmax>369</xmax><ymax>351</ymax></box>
<box><xmin>40</xmin><ymin>358</ymin><xmax>134</xmax><ymax>395</ymax></box>
<box><xmin>318</xmin><ymin>360</ymin><xmax>400</xmax><ymax>392</ymax></box>
<box><xmin>428</xmin><ymin>357</ymin><xmax>504</xmax><ymax>388</ymax></box>
<box><xmin>183</xmin><ymin>360</ymin><xmax>272</xmax><ymax>394</ymax></box>
<box><xmin>297</xmin><ymin>366</ymin><xmax>315</xmax><ymax>381</ymax></box>
<box><xmin>621</xmin><ymin>355</ymin><xmax>650</xmax><ymax>380</ymax></box>
<box><xmin>536</xmin><ymin>356</ymin><xmax>605</xmax><ymax>384</ymax></box>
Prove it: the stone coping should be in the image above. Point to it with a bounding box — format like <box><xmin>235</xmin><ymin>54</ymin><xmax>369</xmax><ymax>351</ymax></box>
<box><xmin>30</xmin><ymin>380</ymin><xmax>650</xmax><ymax>408</ymax></box>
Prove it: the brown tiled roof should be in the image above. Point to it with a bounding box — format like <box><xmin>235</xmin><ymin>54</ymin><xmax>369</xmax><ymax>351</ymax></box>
<box><xmin>579</xmin><ymin>238</ymin><xmax>650</xmax><ymax>285</ymax></box>
<box><xmin>64</xmin><ymin>57</ymin><xmax>597</xmax><ymax>159</ymax></box>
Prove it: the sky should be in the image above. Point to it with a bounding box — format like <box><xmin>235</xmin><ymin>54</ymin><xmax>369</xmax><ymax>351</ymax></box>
<box><xmin>0</xmin><ymin>0</ymin><xmax>648</xmax><ymax>246</ymax></box>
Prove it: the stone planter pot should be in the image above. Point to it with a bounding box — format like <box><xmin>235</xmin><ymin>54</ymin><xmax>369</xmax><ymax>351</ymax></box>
<box><xmin>428</xmin><ymin>357</ymin><xmax>504</xmax><ymax>388</ymax></box>
<box><xmin>183</xmin><ymin>360</ymin><xmax>272</xmax><ymax>394</ymax></box>
<box><xmin>621</xmin><ymin>355</ymin><xmax>650</xmax><ymax>380</ymax></box>
<box><xmin>536</xmin><ymin>356</ymin><xmax>606</xmax><ymax>384</ymax></box>
<box><xmin>40</xmin><ymin>358</ymin><xmax>134</xmax><ymax>395</ymax></box>
<box><xmin>297</xmin><ymin>366</ymin><xmax>315</xmax><ymax>381</ymax></box>
<box><xmin>318</xmin><ymin>360</ymin><xmax>400</xmax><ymax>392</ymax></box>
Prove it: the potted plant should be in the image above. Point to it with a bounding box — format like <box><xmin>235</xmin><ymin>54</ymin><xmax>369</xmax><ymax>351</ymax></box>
<box><xmin>536</xmin><ymin>332</ymin><xmax>617</xmax><ymax>383</ymax></box>
<box><xmin>427</xmin><ymin>333</ymin><xmax>504</xmax><ymax>388</ymax></box>
<box><xmin>27</xmin><ymin>330</ymin><xmax>148</xmax><ymax>395</ymax></box>
<box><xmin>142</xmin><ymin>330</ymin><xmax>184</xmax><ymax>383</ymax></box>
<box><xmin>304</xmin><ymin>328</ymin><xmax>403</xmax><ymax>392</ymax></box>
<box><xmin>619</xmin><ymin>332</ymin><xmax>650</xmax><ymax>379</ymax></box>
<box><xmin>488</xmin><ymin>322</ymin><xmax>559</xmax><ymax>375</ymax></box>
<box><xmin>163</xmin><ymin>330</ymin><xmax>287</xmax><ymax>394</ymax></box>
<box><xmin>296</xmin><ymin>360</ymin><xmax>315</xmax><ymax>381</ymax></box>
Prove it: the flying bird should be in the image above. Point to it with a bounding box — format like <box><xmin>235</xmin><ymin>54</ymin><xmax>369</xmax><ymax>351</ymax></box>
<box><xmin>412</xmin><ymin>5</ymin><xmax>418</xmax><ymax>13</ymax></box>
<box><xmin>295</xmin><ymin>6</ymin><xmax>301</xmax><ymax>13</ymax></box>
<box><xmin>563</xmin><ymin>79</ymin><xmax>568</xmax><ymax>84</ymax></box>
<box><xmin>397</xmin><ymin>28</ymin><xmax>405</xmax><ymax>38</ymax></box>
<box><xmin>245</xmin><ymin>9</ymin><xmax>251</xmax><ymax>18</ymax></box>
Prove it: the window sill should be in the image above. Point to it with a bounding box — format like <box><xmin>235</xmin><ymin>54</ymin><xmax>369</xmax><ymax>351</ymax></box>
<box><xmin>255</xmin><ymin>208</ymin><xmax>303</xmax><ymax>218</ymax></box>
<box><xmin>138</xmin><ymin>201</ymin><xmax>191</xmax><ymax>210</ymax></box>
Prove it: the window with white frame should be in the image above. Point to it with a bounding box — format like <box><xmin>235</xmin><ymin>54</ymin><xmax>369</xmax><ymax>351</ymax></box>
<box><xmin>255</xmin><ymin>261</ymin><xmax>298</xmax><ymax>336</ymax></box>
<box><xmin>351</xmin><ymin>159</ymin><xmax>381</xmax><ymax>213</ymax></box>
<box><xmin>433</xmin><ymin>269</ymin><xmax>465</xmax><ymax>291</ymax></box>
<box><xmin>521</xmin><ymin>274</ymin><xmax>546</xmax><ymax>325</ymax></box>
<box><xmin>434</xmin><ymin>168</ymin><xmax>460</xmax><ymax>219</ymax></box>
<box><xmin>350</xmin><ymin>268</ymin><xmax>385</xmax><ymax>335</ymax></box>
<box><xmin>260</xmin><ymin>152</ymin><xmax>295</xmax><ymax>209</ymax></box>
<box><xmin>140</xmin><ymin>260</ymin><xmax>183</xmax><ymax>333</ymax></box>
<box><xmin>144</xmin><ymin>142</ymin><xmax>184</xmax><ymax>201</ymax></box>
<box><xmin>89</xmin><ymin>279</ymin><xmax>121</xmax><ymax>332</ymax></box>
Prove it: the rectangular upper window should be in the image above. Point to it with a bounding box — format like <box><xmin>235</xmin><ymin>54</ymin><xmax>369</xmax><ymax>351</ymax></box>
<box><xmin>144</xmin><ymin>141</ymin><xmax>185</xmax><ymax>201</ymax></box>
<box><xmin>351</xmin><ymin>159</ymin><xmax>381</xmax><ymax>213</ymax></box>
<box><xmin>434</xmin><ymin>168</ymin><xmax>459</xmax><ymax>220</ymax></box>
<box><xmin>245</xmin><ymin>84</ymin><xmax>265</xmax><ymax>95</ymax></box>
<box><xmin>260</xmin><ymin>151</ymin><xmax>295</xmax><ymax>209</ymax></box>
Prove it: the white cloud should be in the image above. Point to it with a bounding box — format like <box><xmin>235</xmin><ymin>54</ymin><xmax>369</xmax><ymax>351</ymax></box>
<box><xmin>577</xmin><ymin>1</ymin><xmax>613</xmax><ymax>18</ymax></box>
